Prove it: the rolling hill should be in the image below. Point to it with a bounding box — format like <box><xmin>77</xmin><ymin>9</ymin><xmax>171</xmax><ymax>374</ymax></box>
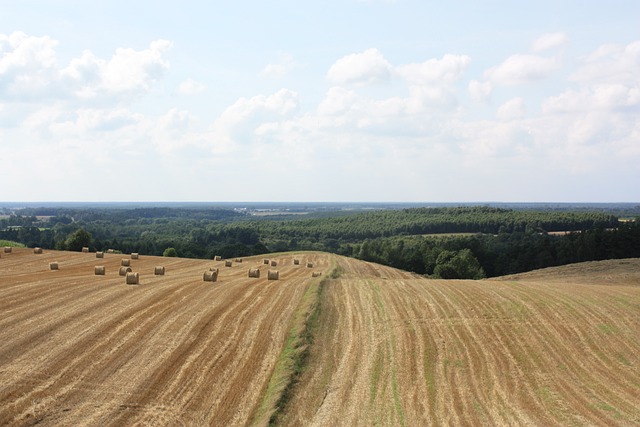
<box><xmin>1</xmin><ymin>248</ymin><xmax>638</xmax><ymax>426</ymax></box>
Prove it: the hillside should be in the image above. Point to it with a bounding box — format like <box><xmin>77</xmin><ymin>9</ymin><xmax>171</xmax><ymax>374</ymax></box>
<box><xmin>1</xmin><ymin>249</ymin><xmax>639</xmax><ymax>426</ymax></box>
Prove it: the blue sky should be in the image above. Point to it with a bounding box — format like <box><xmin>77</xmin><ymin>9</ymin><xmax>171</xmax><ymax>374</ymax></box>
<box><xmin>1</xmin><ymin>0</ymin><xmax>639</xmax><ymax>202</ymax></box>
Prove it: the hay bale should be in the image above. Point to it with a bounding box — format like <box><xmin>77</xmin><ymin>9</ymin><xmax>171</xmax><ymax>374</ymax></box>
<box><xmin>235</xmin><ymin>258</ymin><xmax>243</xmax><ymax>263</ymax></box>
<box><xmin>131</xmin><ymin>253</ymin><xmax>139</xmax><ymax>260</ymax></box>
<box><xmin>270</xmin><ymin>260</ymin><xmax>278</xmax><ymax>267</ymax></box>
<box><xmin>82</xmin><ymin>247</ymin><xmax>89</xmax><ymax>253</ymax></box>
<box><xmin>4</xmin><ymin>247</ymin><xmax>12</xmax><ymax>253</ymax></box>
<box><xmin>312</xmin><ymin>271</ymin><xmax>322</xmax><ymax>277</ymax></box>
<box><xmin>225</xmin><ymin>260</ymin><xmax>233</xmax><ymax>267</ymax></box>
<box><xmin>96</xmin><ymin>251</ymin><xmax>104</xmax><ymax>258</ymax></box>
<box><xmin>307</xmin><ymin>262</ymin><xmax>314</xmax><ymax>268</ymax></box>
<box><xmin>95</xmin><ymin>266</ymin><xmax>106</xmax><ymax>275</ymax></box>
<box><xmin>126</xmin><ymin>272</ymin><xmax>139</xmax><ymax>285</ymax></box>
<box><xmin>263</xmin><ymin>259</ymin><xmax>270</xmax><ymax>265</ymax></box>
<box><xmin>107</xmin><ymin>249</ymin><xmax>115</xmax><ymax>254</ymax></box>
<box><xmin>267</xmin><ymin>270</ymin><xmax>279</xmax><ymax>280</ymax></box>
<box><xmin>154</xmin><ymin>266</ymin><xmax>166</xmax><ymax>275</ymax></box>
<box><xmin>293</xmin><ymin>259</ymin><xmax>300</xmax><ymax>265</ymax></box>
<box><xmin>119</xmin><ymin>266</ymin><xmax>132</xmax><ymax>276</ymax></box>
<box><xmin>248</xmin><ymin>268</ymin><xmax>261</xmax><ymax>278</ymax></box>
<box><xmin>121</xmin><ymin>259</ymin><xmax>130</xmax><ymax>267</ymax></box>
<box><xmin>49</xmin><ymin>262</ymin><xmax>59</xmax><ymax>270</ymax></box>
<box><xmin>34</xmin><ymin>247</ymin><xmax>43</xmax><ymax>254</ymax></box>
<box><xmin>203</xmin><ymin>270</ymin><xmax>218</xmax><ymax>282</ymax></box>
<box><xmin>209</xmin><ymin>267</ymin><xmax>219</xmax><ymax>274</ymax></box>
<box><xmin>214</xmin><ymin>255</ymin><xmax>222</xmax><ymax>261</ymax></box>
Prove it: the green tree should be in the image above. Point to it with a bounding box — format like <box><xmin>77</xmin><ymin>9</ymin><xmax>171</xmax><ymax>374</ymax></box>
<box><xmin>163</xmin><ymin>247</ymin><xmax>178</xmax><ymax>257</ymax></box>
<box><xmin>433</xmin><ymin>249</ymin><xmax>486</xmax><ymax>280</ymax></box>
<box><xmin>64</xmin><ymin>228</ymin><xmax>92</xmax><ymax>252</ymax></box>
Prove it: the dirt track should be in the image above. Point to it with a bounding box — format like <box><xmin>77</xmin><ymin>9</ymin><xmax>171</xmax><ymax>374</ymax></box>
<box><xmin>0</xmin><ymin>249</ymin><xmax>327</xmax><ymax>426</ymax></box>
<box><xmin>1</xmin><ymin>249</ymin><xmax>639</xmax><ymax>426</ymax></box>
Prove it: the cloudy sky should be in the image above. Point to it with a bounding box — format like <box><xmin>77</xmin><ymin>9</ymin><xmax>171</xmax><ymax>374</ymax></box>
<box><xmin>1</xmin><ymin>1</ymin><xmax>639</xmax><ymax>202</ymax></box>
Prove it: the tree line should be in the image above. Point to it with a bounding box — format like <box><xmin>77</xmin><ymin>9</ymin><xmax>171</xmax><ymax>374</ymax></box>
<box><xmin>1</xmin><ymin>206</ymin><xmax>637</xmax><ymax>278</ymax></box>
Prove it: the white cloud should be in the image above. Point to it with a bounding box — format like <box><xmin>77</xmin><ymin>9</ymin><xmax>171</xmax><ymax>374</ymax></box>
<box><xmin>531</xmin><ymin>32</ymin><xmax>568</xmax><ymax>52</ymax></box>
<box><xmin>484</xmin><ymin>53</ymin><xmax>560</xmax><ymax>86</ymax></box>
<box><xmin>571</xmin><ymin>40</ymin><xmax>640</xmax><ymax>85</ymax></box>
<box><xmin>327</xmin><ymin>48</ymin><xmax>392</xmax><ymax>86</ymax></box>
<box><xmin>468</xmin><ymin>79</ymin><xmax>493</xmax><ymax>101</ymax></box>
<box><xmin>496</xmin><ymin>97</ymin><xmax>525</xmax><ymax>120</ymax></box>
<box><xmin>0</xmin><ymin>31</ymin><xmax>172</xmax><ymax>102</ymax></box>
<box><xmin>209</xmin><ymin>89</ymin><xmax>299</xmax><ymax>152</ymax></box>
<box><xmin>178</xmin><ymin>78</ymin><xmax>206</xmax><ymax>95</ymax></box>
<box><xmin>261</xmin><ymin>52</ymin><xmax>304</xmax><ymax>78</ymax></box>
<box><xmin>396</xmin><ymin>54</ymin><xmax>471</xmax><ymax>85</ymax></box>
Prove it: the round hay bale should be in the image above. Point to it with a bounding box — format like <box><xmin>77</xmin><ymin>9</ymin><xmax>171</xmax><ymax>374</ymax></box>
<box><xmin>34</xmin><ymin>247</ymin><xmax>43</xmax><ymax>254</ymax></box>
<box><xmin>306</xmin><ymin>262</ymin><xmax>314</xmax><ymax>268</ymax></box>
<box><xmin>267</xmin><ymin>270</ymin><xmax>279</xmax><ymax>280</ymax></box>
<box><xmin>107</xmin><ymin>249</ymin><xmax>115</xmax><ymax>254</ymax></box>
<box><xmin>126</xmin><ymin>272</ymin><xmax>139</xmax><ymax>285</ymax></box>
<box><xmin>225</xmin><ymin>260</ymin><xmax>233</xmax><ymax>267</ymax></box>
<box><xmin>248</xmin><ymin>268</ymin><xmax>261</xmax><ymax>278</ymax></box>
<box><xmin>214</xmin><ymin>255</ymin><xmax>222</xmax><ymax>261</ymax></box>
<box><xmin>49</xmin><ymin>262</ymin><xmax>59</xmax><ymax>270</ymax></box>
<box><xmin>203</xmin><ymin>270</ymin><xmax>218</xmax><ymax>282</ymax></box>
<box><xmin>312</xmin><ymin>271</ymin><xmax>322</xmax><ymax>277</ymax></box>
<box><xmin>270</xmin><ymin>260</ymin><xmax>278</xmax><ymax>267</ymax></box>
<box><xmin>235</xmin><ymin>258</ymin><xmax>243</xmax><ymax>263</ymax></box>
<box><xmin>82</xmin><ymin>247</ymin><xmax>89</xmax><ymax>253</ymax></box>
<box><xmin>119</xmin><ymin>266</ymin><xmax>132</xmax><ymax>276</ymax></box>
<box><xmin>263</xmin><ymin>259</ymin><xmax>270</xmax><ymax>265</ymax></box>
<box><xmin>293</xmin><ymin>259</ymin><xmax>300</xmax><ymax>265</ymax></box>
<box><xmin>95</xmin><ymin>266</ymin><xmax>106</xmax><ymax>275</ymax></box>
<box><xmin>4</xmin><ymin>247</ymin><xmax>12</xmax><ymax>253</ymax></box>
<box><xmin>96</xmin><ymin>251</ymin><xmax>104</xmax><ymax>258</ymax></box>
<box><xmin>131</xmin><ymin>253</ymin><xmax>139</xmax><ymax>260</ymax></box>
<box><xmin>121</xmin><ymin>259</ymin><xmax>131</xmax><ymax>267</ymax></box>
<box><xmin>154</xmin><ymin>266</ymin><xmax>165</xmax><ymax>275</ymax></box>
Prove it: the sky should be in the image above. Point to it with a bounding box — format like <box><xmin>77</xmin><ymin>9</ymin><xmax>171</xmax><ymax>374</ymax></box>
<box><xmin>0</xmin><ymin>0</ymin><xmax>639</xmax><ymax>203</ymax></box>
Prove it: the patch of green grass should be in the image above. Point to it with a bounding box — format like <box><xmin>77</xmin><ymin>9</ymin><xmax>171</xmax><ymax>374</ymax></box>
<box><xmin>0</xmin><ymin>240</ymin><xmax>25</xmax><ymax>247</ymax></box>
<box><xmin>597</xmin><ymin>324</ymin><xmax>617</xmax><ymax>335</ymax></box>
<box><xmin>251</xmin><ymin>259</ymin><xmax>337</xmax><ymax>426</ymax></box>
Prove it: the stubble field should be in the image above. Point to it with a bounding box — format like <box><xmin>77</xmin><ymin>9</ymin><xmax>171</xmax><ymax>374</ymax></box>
<box><xmin>1</xmin><ymin>248</ymin><xmax>639</xmax><ymax>426</ymax></box>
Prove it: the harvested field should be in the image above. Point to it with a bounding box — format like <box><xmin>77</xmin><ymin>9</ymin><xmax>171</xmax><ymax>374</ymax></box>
<box><xmin>1</xmin><ymin>249</ymin><xmax>639</xmax><ymax>426</ymax></box>
<box><xmin>0</xmin><ymin>248</ymin><xmax>328</xmax><ymax>426</ymax></box>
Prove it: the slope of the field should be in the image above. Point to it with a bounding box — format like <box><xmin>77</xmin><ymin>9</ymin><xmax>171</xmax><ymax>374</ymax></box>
<box><xmin>2</xmin><ymin>249</ymin><xmax>639</xmax><ymax>426</ymax></box>
<box><xmin>0</xmin><ymin>248</ymin><xmax>328</xmax><ymax>426</ymax></box>
<box><xmin>279</xmin><ymin>257</ymin><xmax>640</xmax><ymax>427</ymax></box>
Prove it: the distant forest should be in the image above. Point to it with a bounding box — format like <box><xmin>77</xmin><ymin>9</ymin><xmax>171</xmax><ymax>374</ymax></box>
<box><xmin>1</xmin><ymin>205</ymin><xmax>639</xmax><ymax>278</ymax></box>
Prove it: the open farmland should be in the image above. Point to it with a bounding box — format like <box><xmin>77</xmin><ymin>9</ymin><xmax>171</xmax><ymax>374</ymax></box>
<box><xmin>1</xmin><ymin>249</ymin><xmax>639</xmax><ymax>426</ymax></box>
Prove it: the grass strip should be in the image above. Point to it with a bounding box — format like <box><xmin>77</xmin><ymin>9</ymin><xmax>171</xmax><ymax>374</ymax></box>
<box><xmin>250</xmin><ymin>258</ymin><xmax>339</xmax><ymax>426</ymax></box>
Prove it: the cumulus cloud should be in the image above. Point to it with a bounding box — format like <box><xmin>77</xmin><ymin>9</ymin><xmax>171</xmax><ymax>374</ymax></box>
<box><xmin>468</xmin><ymin>79</ymin><xmax>493</xmax><ymax>101</ymax></box>
<box><xmin>396</xmin><ymin>54</ymin><xmax>471</xmax><ymax>85</ymax></box>
<box><xmin>327</xmin><ymin>48</ymin><xmax>392</xmax><ymax>86</ymax></box>
<box><xmin>178</xmin><ymin>78</ymin><xmax>206</xmax><ymax>95</ymax></box>
<box><xmin>531</xmin><ymin>32</ymin><xmax>568</xmax><ymax>52</ymax></box>
<box><xmin>484</xmin><ymin>53</ymin><xmax>560</xmax><ymax>86</ymax></box>
<box><xmin>261</xmin><ymin>52</ymin><xmax>304</xmax><ymax>78</ymax></box>
<box><xmin>0</xmin><ymin>31</ymin><xmax>172</xmax><ymax>102</ymax></box>
<box><xmin>208</xmin><ymin>89</ymin><xmax>299</xmax><ymax>152</ymax></box>
<box><xmin>496</xmin><ymin>97</ymin><xmax>525</xmax><ymax>120</ymax></box>
<box><xmin>571</xmin><ymin>40</ymin><xmax>640</xmax><ymax>85</ymax></box>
